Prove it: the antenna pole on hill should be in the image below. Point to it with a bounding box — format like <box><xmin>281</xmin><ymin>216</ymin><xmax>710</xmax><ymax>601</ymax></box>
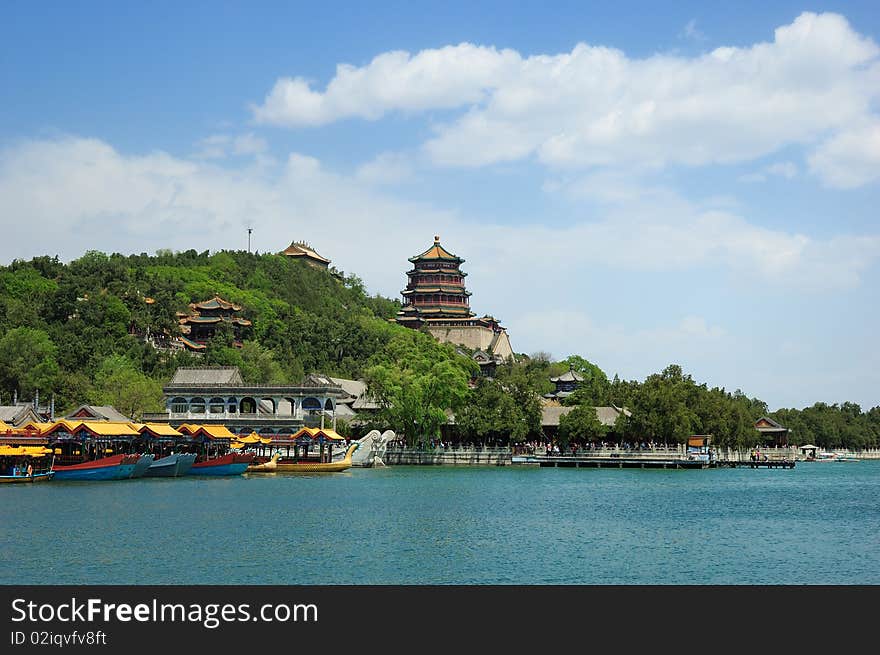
<box><xmin>247</xmin><ymin>227</ymin><xmax>253</xmax><ymax>253</ymax></box>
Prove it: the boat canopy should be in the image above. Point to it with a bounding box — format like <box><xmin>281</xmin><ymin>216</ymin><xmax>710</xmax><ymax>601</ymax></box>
<box><xmin>180</xmin><ymin>424</ymin><xmax>237</xmax><ymax>440</ymax></box>
<box><xmin>136</xmin><ymin>423</ymin><xmax>185</xmax><ymax>438</ymax></box>
<box><xmin>289</xmin><ymin>427</ymin><xmax>346</xmax><ymax>445</ymax></box>
<box><xmin>0</xmin><ymin>445</ymin><xmax>53</xmax><ymax>457</ymax></box>
<box><xmin>237</xmin><ymin>432</ymin><xmax>262</xmax><ymax>444</ymax></box>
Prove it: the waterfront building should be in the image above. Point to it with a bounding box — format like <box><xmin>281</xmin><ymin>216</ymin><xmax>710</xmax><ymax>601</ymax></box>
<box><xmin>280</xmin><ymin>240</ymin><xmax>331</xmax><ymax>269</ymax></box>
<box><xmin>543</xmin><ymin>367</ymin><xmax>585</xmax><ymax>402</ymax></box>
<box><xmin>0</xmin><ymin>404</ymin><xmax>41</xmax><ymax>427</ymax></box>
<box><xmin>65</xmin><ymin>404</ymin><xmax>132</xmax><ymax>422</ymax></box>
<box><xmin>541</xmin><ymin>405</ymin><xmax>632</xmax><ymax>441</ymax></box>
<box><xmin>176</xmin><ymin>296</ymin><xmax>252</xmax><ymax>351</ymax></box>
<box><xmin>395</xmin><ymin>236</ymin><xmax>514</xmax><ymax>372</ymax></box>
<box><xmin>755</xmin><ymin>416</ymin><xmax>790</xmax><ymax>446</ymax></box>
<box><xmin>142</xmin><ymin>366</ymin><xmax>350</xmax><ymax>436</ymax></box>
<box><xmin>328</xmin><ymin>377</ymin><xmax>382</xmax><ymax>424</ymax></box>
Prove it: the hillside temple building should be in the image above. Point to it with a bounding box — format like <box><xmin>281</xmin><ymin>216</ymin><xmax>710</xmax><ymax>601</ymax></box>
<box><xmin>176</xmin><ymin>296</ymin><xmax>252</xmax><ymax>352</ymax></box>
<box><xmin>395</xmin><ymin>236</ymin><xmax>514</xmax><ymax>370</ymax></box>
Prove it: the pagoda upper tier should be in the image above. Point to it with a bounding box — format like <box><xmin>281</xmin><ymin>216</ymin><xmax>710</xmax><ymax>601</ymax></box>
<box><xmin>396</xmin><ymin>236</ymin><xmax>475</xmax><ymax>327</ymax></box>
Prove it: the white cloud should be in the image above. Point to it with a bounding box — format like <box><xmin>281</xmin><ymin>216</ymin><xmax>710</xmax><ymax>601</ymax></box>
<box><xmin>511</xmin><ymin>310</ymin><xmax>728</xmax><ymax>383</ymax></box>
<box><xmin>681</xmin><ymin>19</ymin><xmax>708</xmax><ymax>43</ymax></box>
<box><xmin>355</xmin><ymin>152</ymin><xmax>414</xmax><ymax>185</ymax></box>
<box><xmin>808</xmin><ymin>120</ymin><xmax>880</xmax><ymax>188</ymax></box>
<box><xmin>195</xmin><ymin>133</ymin><xmax>268</xmax><ymax>160</ymax></box>
<box><xmin>251</xmin><ymin>44</ymin><xmax>521</xmax><ymax>126</ymax></box>
<box><xmin>252</xmin><ymin>12</ymin><xmax>880</xmax><ymax>187</ymax></box>
<box><xmin>2</xmin><ymin>136</ymin><xmax>877</xmax><ymax>291</ymax></box>
<box><xmin>739</xmin><ymin>160</ymin><xmax>798</xmax><ymax>183</ymax></box>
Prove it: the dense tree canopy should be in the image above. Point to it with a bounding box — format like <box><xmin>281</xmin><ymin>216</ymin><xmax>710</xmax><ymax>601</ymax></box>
<box><xmin>0</xmin><ymin>249</ymin><xmax>876</xmax><ymax>449</ymax></box>
<box><xmin>0</xmin><ymin>249</ymin><xmax>403</xmax><ymax>415</ymax></box>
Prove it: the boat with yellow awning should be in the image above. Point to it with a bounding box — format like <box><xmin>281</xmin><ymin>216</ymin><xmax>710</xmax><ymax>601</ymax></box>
<box><xmin>246</xmin><ymin>428</ymin><xmax>358</xmax><ymax>473</ymax></box>
<box><xmin>0</xmin><ymin>445</ymin><xmax>55</xmax><ymax>483</ymax></box>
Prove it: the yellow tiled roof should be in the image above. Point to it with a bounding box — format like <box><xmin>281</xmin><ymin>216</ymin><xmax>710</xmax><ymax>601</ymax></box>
<box><xmin>197</xmin><ymin>425</ymin><xmax>237</xmax><ymax>439</ymax></box>
<box><xmin>410</xmin><ymin>236</ymin><xmax>462</xmax><ymax>262</ymax></box>
<box><xmin>137</xmin><ymin>423</ymin><xmax>184</xmax><ymax>437</ymax></box>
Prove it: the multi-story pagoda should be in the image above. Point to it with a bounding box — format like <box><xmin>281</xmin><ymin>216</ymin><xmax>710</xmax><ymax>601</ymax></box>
<box><xmin>177</xmin><ymin>296</ymin><xmax>252</xmax><ymax>351</ymax></box>
<box><xmin>396</xmin><ymin>235</ymin><xmax>474</xmax><ymax>327</ymax></box>
<box><xmin>395</xmin><ymin>236</ymin><xmax>514</xmax><ymax>370</ymax></box>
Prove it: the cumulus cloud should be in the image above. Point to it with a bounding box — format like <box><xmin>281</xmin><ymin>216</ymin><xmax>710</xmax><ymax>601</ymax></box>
<box><xmin>2</xmin><ymin>136</ymin><xmax>877</xmax><ymax>289</ymax></box>
<box><xmin>252</xmin><ymin>12</ymin><xmax>880</xmax><ymax>187</ymax></box>
<box><xmin>251</xmin><ymin>44</ymin><xmax>520</xmax><ymax>126</ymax></box>
<box><xmin>355</xmin><ymin>152</ymin><xmax>414</xmax><ymax>185</ymax></box>
<box><xmin>808</xmin><ymin>120</ymin><xmax>880</xmax><ymax>188</ymax></box>
<box><xmin>739</xmin><ymin>160</ymin><xmax>798</xmax><ymax>183</ymax></box>
<box><xmin>512</xmin><ymin>310</ymin><xmax>729</xmax><ymax>384</ymax></box>
<box><xmin>194</xmin><ymin>133</ymin><xmax>268</xmax><ymax>160</ymax></box>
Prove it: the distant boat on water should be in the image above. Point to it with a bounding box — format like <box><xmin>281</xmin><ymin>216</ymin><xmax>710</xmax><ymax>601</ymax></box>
<box><xmin>816</xmin><ymin>451</ymin><xmax>860</xmax><ymax>462</ymax></box>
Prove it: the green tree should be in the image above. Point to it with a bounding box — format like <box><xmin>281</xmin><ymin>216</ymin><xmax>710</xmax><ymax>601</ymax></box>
<box><xmin>558</xmin><ymin>405</ymin><xmax>609</xmax><ymax>445</ymax></box>
<box><xmin>91</xmin><ymin>355</ymin><xmax>164</xmax><ymax>420</ymax></box>
<box><xmin>0</xmin><ymin>327</ymin><xmax>60</xmax><ymax>399</ymax></box>
<box><xmin>364</xmin><ymin>330</ymin><xmax>476</xmax><ymax>447</ymax></box>
<box><xmin>455</xmin><ymin>378</ymin><xmax>533</xmax><ymax>444</ymax></box>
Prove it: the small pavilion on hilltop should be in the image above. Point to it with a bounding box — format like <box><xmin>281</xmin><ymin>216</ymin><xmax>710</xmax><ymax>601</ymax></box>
<box><xmin>280</xmin><ymin>241</ymin><xmax>331</xmax><ymax>269</ymax></box>
<box><xmin>176</xmin><ymin>296</ymin><xmax>252</xmax><ymax>351</ymax></box>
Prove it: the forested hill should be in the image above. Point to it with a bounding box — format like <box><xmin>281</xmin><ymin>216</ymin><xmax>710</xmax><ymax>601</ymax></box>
<box><xmin>1</xmin><ymin>248</ymin><xmax>877</xmax><ymax>449</ymax></box>
<box><xmin>0</xmin><ymin>248</ymin><xmax>403</xmax><ymax>414</ymax></box>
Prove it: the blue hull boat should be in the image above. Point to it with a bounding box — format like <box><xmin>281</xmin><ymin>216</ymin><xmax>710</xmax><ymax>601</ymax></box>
<box><xmin>52</xmin><ymin>454</ymin><xmax>140</xmax><ymax>481</ymax></box>
<box><xmin>187</xmin><ymin>453</ymin><xmax>253</xmax><ymax>476</ymax></box>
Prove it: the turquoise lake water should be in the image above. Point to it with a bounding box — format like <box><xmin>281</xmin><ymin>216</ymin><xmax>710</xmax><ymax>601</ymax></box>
<box><xmin>2</xmin><ymin>461</ymin><xmax>879</xmax><ymax>585</ymax></box>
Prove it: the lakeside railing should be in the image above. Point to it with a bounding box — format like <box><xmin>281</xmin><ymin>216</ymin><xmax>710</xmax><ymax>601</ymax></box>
<box><xmin>383</xmin><ymin>444</ymin><xmax>880</xmax><ymax>461</ymax></box>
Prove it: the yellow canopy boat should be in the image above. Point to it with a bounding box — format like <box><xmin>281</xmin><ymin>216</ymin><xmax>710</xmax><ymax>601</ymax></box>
<box><xmin>276</xmin><ymin>443</ymin><xmax>359</xmax><ymax>472</ymax></box>
<box><xmin>0</xmin><ymin>446</ymin><xmax>55</xmax><ymax>483</ymax></box>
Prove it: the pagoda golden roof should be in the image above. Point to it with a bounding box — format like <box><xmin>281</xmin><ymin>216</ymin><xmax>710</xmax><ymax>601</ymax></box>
<box><xmin>281</xmin><ymin>241</ymin><xmax>331</xmax><ymax>264</ymax></box>
<box><xmin>409</xmin><ymin>236</ymin><xmax>463</xmax><ymax>263</ymax></box>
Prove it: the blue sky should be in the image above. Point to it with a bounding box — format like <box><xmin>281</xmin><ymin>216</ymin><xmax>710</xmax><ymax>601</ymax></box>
<box><xmin>2</xmin><ymin>2</ymin><xmax>879</xmax><ymax>411</ymax></box>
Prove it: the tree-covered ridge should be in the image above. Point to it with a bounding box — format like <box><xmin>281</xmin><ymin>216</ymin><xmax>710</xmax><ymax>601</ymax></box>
<box><xmin>0</xmin><ymin>249</ymin><xmax>403</xmax><ymax>415</ymax></box>
<box><xmin>0</xmin><ymin>248</ymin><xmax>876</xmax><ymax>449</ymax></box>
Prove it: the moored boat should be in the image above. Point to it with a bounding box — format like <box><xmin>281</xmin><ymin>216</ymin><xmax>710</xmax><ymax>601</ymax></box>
<box><xmin>246</xmin><ymin>452</ymin><xmax>281</xmax><ymax>472</ymax></box>
<box><xmin>271</xmin><ymin>443</ymin><xmax>359</xmax><ymax>473</ymax></box>
<box><xmin>130</xmin><ymin>454</ymin><xmax>155</xmax><ymax>478</ymax></box>
<box><xmin>52</xmin><ymin>454</ymin><xmax>141</xmax><ymax>481</ymax></box>
<box><xmin>187</xmin><ymin>452</ymin><xmax>254</xmax><ymax>476</ymax></box>
<box><xmin>145</xmin><ymin>453</ymin><xmax>197</xmax><ymax>477</ymax></box>
<box><xmin>0</xmin><ymin>445</ymin><xmax>55</xmax><ymax>483</ymax></box>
